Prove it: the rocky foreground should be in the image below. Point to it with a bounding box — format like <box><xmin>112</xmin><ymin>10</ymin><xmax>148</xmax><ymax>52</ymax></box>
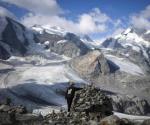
<box><xmin>0</xmin><ymin>86</ymin><xmax>150</xmax><ymax>125</ymax></box>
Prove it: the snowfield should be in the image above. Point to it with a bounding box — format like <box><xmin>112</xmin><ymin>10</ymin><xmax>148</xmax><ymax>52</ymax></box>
<box><xmin>0</xmin><ymin>54</ymin><xmax>86</xmax><ymax>112</ymax></box>
<box><xmin>105</xmin><ymin>54</ymin><xmax>144</xmax><ymax>75</ymax></box>
<box><xmin>32</xmin><ymin>25</ymin><xmax>67</xmax><ymax>36</ymax></box>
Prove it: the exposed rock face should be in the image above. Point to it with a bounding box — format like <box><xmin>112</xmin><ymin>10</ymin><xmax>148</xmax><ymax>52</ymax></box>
<box><xmin>0</xmin><ymin>16</ymin><xmax>33</xmax><ymax>60</ymax></box>
<box><xmin>0</xmin><ymin>45</ymin><xmax>10</xmax><ymax>59</ymax></box>
<box><xmin>2</xmin><ymin>17</ymin><xmax>27</xmax><ymax>55</ymax></box>
<box><xmin>35</xmin><ymin>32</ymin><xmax>91</xmax><ymax>58</ymax></box>
<box><xmin>71</xmin><ymin>86</ymin><xmax>113</xmax><ymax>117</ymax></box>
<box><xmin>110</xmin><ymin>94</ymin><xmax>150</xmax><ymax>116</ymax></box>
<box><xmin>70</xmin><ymin>50</ymin><xmax>116</xmax><ymax>79</ymax></box>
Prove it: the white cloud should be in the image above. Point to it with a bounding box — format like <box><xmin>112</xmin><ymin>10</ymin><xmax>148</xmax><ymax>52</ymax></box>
<box><xmin>21</xmin><ymin>7</ymin><xmax>111</xmax><ymax>35</ymax></box>
<box><xmin>90</xmin><ymin>8</ymin><xmax>110</xmax><ymax>23</ymax></box>
<box><xmin>2</xmin><ymin>0</ymin><xmax>62</xmax><ymax>15</ymax></box>
<box><xmin>1</xmin><ymin>0</ymin><xmax>123</xmax><ymax>37</ymax></box>
<box><xmin>0</xmin><ymin>6</ymin><xmax>16</xmax><ymax>18</ymax></box>
<box><xmin>77</xmin><ymin>8</ymin><xmax>110</xmax><ymax>34</ymax></box>
<box><xmin>21</xmin><ymin>14</ymin><xmax>78</xmax><ymax>32</ymax></box>
<box><xmin>2</xmin><ymin>0</ymin><xmax>111</xmax><ymax>34</ymax></box>
<box><xmin>131</xmin><ymin>5</ymin><xmax>150</xmax><ymax>30</ymax></box>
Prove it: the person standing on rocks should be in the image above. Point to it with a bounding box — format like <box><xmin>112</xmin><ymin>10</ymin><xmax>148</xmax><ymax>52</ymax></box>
<box><xmin>65</xmin><ymin>81</ymin><xmax>82</xmax><ymax>112</ymax></box>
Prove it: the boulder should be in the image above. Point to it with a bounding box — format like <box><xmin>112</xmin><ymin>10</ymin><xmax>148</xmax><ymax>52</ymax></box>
<box><xmin>71</xmin><ymin>86</ymin><xmax>113</xmax><ymax>118</ymax></box>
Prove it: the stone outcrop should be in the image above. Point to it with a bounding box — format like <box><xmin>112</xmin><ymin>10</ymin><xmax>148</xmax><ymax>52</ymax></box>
<box><xmin>70</xmin><ymin>86</ymin><xmax>113</xmax><ymax>118</ymax></box>
<box><xmin>1</xmin><ymin>17</ymin><xmax>27</xmax><ymax>56</ymax></box>
<box><xmin>110</xmin><ymin>94</ymin><xmax>150</xmax><ymax>116</ymax></box>
<box><xmin>0</xmin><ymin>45</ymin><xmax>10</xmax><ymax>60</ymax></box>
<box><xmin>70</xmin><ymin>50</ymin><xmax>113</xmax><ymax>78</ymax></box>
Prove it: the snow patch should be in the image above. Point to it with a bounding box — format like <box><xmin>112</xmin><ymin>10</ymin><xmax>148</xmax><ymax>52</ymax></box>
<box><xmin>57</xmin><ymin>40</ymin><xmax>67</xmax><ymax>44</ymax></box>
<box><xmin>44</xmin><ymin>41</ymin><xmax>50</xmax><ymax>45</ymax></box>
<box><xmin>114</xmin><ymin>112</ymin><xmax>150</xmax><ymax>122</ymax></box>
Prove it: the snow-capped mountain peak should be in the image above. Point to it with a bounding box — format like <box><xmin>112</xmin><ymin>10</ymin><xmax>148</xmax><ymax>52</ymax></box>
<box><xmin>114</xmin><ymin>28</ymin><xmax>150</xmax><ymax>47</ymax></box>
<box><xmin>32</xmin><ymin>25</ymin><xmax>67</xmax><ymax>36</ymax></box>
<box><xmin>101</xmin><ymin>27</ymin><xmax>150</xmax><ymax>74</ymax></box>
<box><xmin>121</xmin><ymin>28</ymin><xmax>134</xmax><ymax>35</ymax></box>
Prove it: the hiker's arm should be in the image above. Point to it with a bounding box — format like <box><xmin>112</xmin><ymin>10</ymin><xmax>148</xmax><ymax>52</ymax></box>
<box><xmin>75</xmin><ymin>87</ymin><xmax>82</xmax><ymax>91</ymax></box>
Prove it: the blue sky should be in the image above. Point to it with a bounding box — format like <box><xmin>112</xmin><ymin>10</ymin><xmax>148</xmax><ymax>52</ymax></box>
<box><xmin>58</xmin><ymin>0</ymin><xmax>150</xmax><ymax>19</ymax></box>
<box><xmin>0</xmin><ymin>0</ymin><xmax>150</xmax><ymax>40</ymax></box>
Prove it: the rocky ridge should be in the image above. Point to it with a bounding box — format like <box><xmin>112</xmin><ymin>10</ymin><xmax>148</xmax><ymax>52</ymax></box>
<box><xmin>1</xmin><ymin>87</ymin><xmax>150</xmax><ymax>125</ymax></box>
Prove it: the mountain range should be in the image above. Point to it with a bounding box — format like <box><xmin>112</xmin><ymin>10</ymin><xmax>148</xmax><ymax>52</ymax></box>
<box><xmin>0</xmin><ymin>15</ymin><xmax>150</xmax><ymax>116</ymax></box>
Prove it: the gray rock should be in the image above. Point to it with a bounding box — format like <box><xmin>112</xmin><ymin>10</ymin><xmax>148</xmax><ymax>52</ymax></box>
<box><xmin>142</xmin><ymin>119</ymin><xmax>150</xmax><ymax>125</ymax></box>
<box><xmin>0</xmin><ymin>45</ymin><xmax>10</xmax><ymax>60</ymax></box>
<box><xmin>100</xmin><ymin>115</ymin><xmax>120</xmax><ymax>125</ymax></box>
<box><xmin>35</xmin><ymin>32</ymin><xmax>91</xmax><ymax>58</ymax></box>
<box><xmin>109</xmin><ymin>94</ymin><xmax>150</xmax><ymax>116</ymax></box>
<box><xmin>1</xmin><ymin>17</ymin><xmax>27</xmax><ymax>55</ymax></box>
<box><xmin>70</xmin><ymin>50</ymin><xmax>112</xmax><ymax>78</ymax></box>
<box><xmin>71</xmin><ymin>86</ymin><xmax>113</xmax><ymax>118</ymax></box>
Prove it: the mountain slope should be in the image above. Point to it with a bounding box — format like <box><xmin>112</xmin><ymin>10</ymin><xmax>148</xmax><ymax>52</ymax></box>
<box><xmin>101</xmin><ymin>28</ymin><xmax>150</xmax><ymax>74</ymax></box>
<box><xmin>32</xmin><ymin>25</ymin><xmax>91</xmax><ymax>58</ymax></box>
<box><xmin>0</xmin><ymin>16</ymin><xmax>28</xmax><ymax>58</ymax></box>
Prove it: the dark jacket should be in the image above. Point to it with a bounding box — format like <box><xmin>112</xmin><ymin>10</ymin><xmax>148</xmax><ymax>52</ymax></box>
<box><xmin>65</xmin><ymin>86</ymin><xmax>82</xmax><ymax>99</ymax></box>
